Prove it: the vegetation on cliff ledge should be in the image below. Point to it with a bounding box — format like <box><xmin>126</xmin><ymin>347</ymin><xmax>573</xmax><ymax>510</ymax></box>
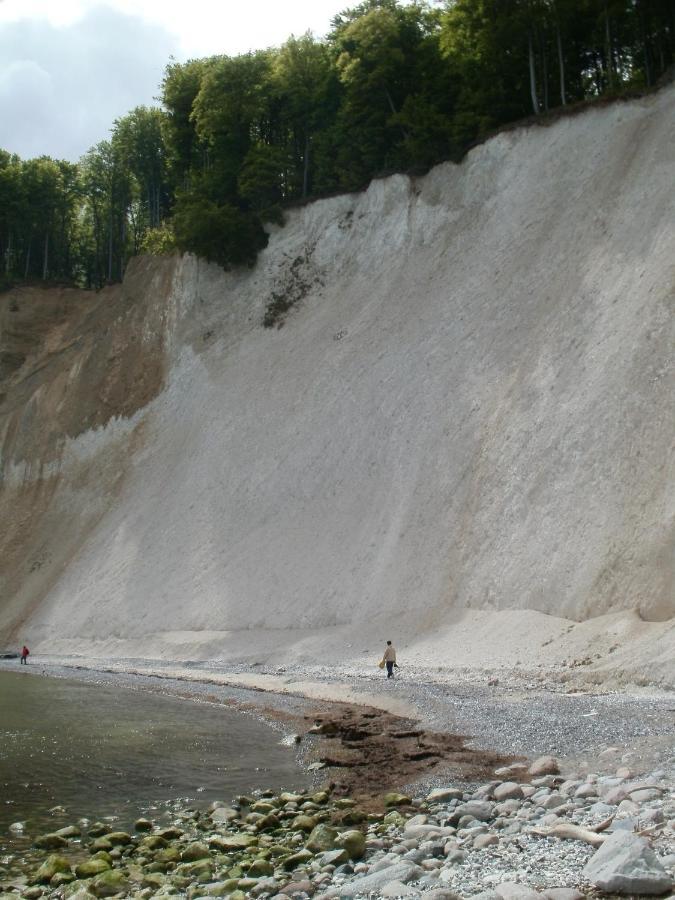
<box><xmin>1</xmin><ymin>0</ymin><xmax>673</xmax><ymax>286</ymax></box>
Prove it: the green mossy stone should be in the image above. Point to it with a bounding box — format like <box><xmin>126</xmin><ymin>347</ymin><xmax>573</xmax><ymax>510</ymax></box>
<box><xmin>134</xmin><ymin>819</ymin><xmax>153</xmax><ymax>832</ymax></box>
<box><xmin>290</xmin><ymin>815</ymin><xmax>317</xmax><ymax>833</ymax></box>
<box><xmin>279</xmin><ymin>793</ymin><xmax>303</xmax><ymax>804</ymax></box>
<box><xmin>282</xmin><ymin>848</ymin><xmax>314</xmax><ymax>870</ymax></box>
<box><xmin>139</xmin><ymin>835</ymin><xmax>168</xmax><ymax>851</ymax></box>
<box><xmin>155</xmin><ymin>847</ymin><xmax>181</xmax><ymax>863</ymax></box>
<box><xmin>227</xmin><ymin>892</ymin><xmax>246</xmax><ymax>900</ymax></box>
<box><xmin>54</xmin><ymin>825</ymin><xmax>81</xmax><ymax>839</ymax></box>
<box><xmin>91</xmin><ymin>851</ymin><xmax>113</xmax><ymax>864</ymax></box>
<box><xmin>33</xmin><ymin>833</ymin><xmax>68</xmax><ymax>850</ymax></box>
<box><xmin>90</xmin><ymin>869</ymin><xmax>130</xmax><ymax>897</ymax></box>
<box><xmin>23</xmin><ymin>888</ymin><xmax>43</xmax><ymax>899</ymax></box>
<box><xmin>181</xmin><ymin>842</ymin><xmax>211</xmax><ymax>862</ymax></box>
<box><xmin>156</xmin><ymin>827</ymin><xmax>184</xmax><ymax>841</ymax></box>
<box><xmin>210</xmin><ymin>808</ymin><xmax>238</xmax><ymax>825</ymax></box>
<box><xmin>235</xmin><ymin>879</ymin><xmax>258</xmax><ymax>891</ymax></box>
<box><xmin>51</xmin><ymin>871</ymin><xmax>76</xmax><ymax>887</ymax></box>
<box><xmin>75</xmin><ymin>858</ymin><xmax>111</xmax><ymax>878</ymax></box>
<box><xmin>383</xmin><ymin>792</ymin><xmax>412</xmax><ymax>807</ymax></box>
<box><xmin>255</xmin><ymin>813</ymin><xmax>280</xmax><ymax>832</ymax></box>
<box><xmin>105</xmin><ymin>831</ymin><xmax>133</xmax><ymax>846</ymax></box>
<box><xmin>170</xmin><ymin>876</ymin><xmax>191</xmax><ymax>890</ymax></box>
<box><xmin>90</xmin><ymin>837</ymin><xmax>113</xmax><ymax>852</ymax></box>
<box><xmin>305</xmin><ymin>824</ymin><xmax>338</xmax><ymax>853</ymax></box>
<box><xmin>247</xmin><ymin>859</ymin><xmax>274</xmax><ymax>877</ymax></box>
<box><xmin>312</xmin><ymin>792</ymin><xmax>329</xmax><ymax>804</ymax></box>
<box><xmin>267</xmin><ymin>844</ymin><xmax>291</xmax><ymax>858</ymax></box>
<box><xmin>87</xmin><ymin>823</ymin><xmax>112</xmax><ymax>838</ymax></box>
<box><xmin>383</xmin><ymin>811</ymin><xmax>406</xmax><ymax>826</ymax></box>
<box><xmin>336</xmin><ymin>809</ymin><xmax>367</xmax><ymax>825</ymax></box>
<box><xmin>210</xmin><ymin>834</ymin><xmax>257</xmax><ymax>852</ymax></box>
<box><xmin>142</xmin><ymin>873</ymin><xmax>166</xmax><ymax>888</ymax></box>
<box><xmin>34</xmin><ymin>854</ymin><xmax>72</xmax><ymax>883</ymax></box>
<box><xmin>335</xmin><ymin>829</ymin><xmax>366</xmax><ymax>860</ymax></box>
<box><xmin>250</xmin><ymin>801</ymin><xmax>276</xmax><ymax>813</ymax></box>
<box><xmin>334</xmin><ymin>798</ymin><xmax>356</xmax><ymax>809</ymax></box>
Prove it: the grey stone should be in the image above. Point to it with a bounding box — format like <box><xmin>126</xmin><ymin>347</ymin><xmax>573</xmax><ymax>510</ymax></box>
<box><xmin>380</xmin><ymin>880</ymin><xmax>421</xmax><ymax>898</ymax></box>
<box><xmin>528</xmin><ymin>757</ymin><xmax>560</xmax><ymax>776</ymax></box>
<box><xmin>336</xmin><ymin>863</ymin><xmax>424</xmax><ymax>898</ymax></box>
<box><xmin>495</xmin><ymin>882</ymin><xmax>544</xmax><ymax>900</ymax></box>
<box><xmin>493</xmin><ymin>783</ymin><xmax>524</xmax><ymax>802</ymax></box>
<box><xmin>426</xmin><ymin>789</ymin><xmax>464</xmax><ymax>804</ymax></box>
<box><xmin>542</xmin><ymin>890</ymin><xmax>585</xmax><ymax>900</ymax></box>
<box><xmin>452</xmin><ymin>801</ymin><xmax>494</xmax><ymax>823</ymax></box>
<box><xmin>631</xmin><ymin>789</ymin><xmax>663</xmax><ymax>803</ymax></box>
<box><xmin>583</xmin><ymin>831</ymin><xmax>673</xmax><ymax>895</ymax></box>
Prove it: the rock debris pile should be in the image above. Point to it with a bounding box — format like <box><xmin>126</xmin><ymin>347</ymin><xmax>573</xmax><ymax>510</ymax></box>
<box><xmin>1</xmin><ymin>755</ymin><xmax>673</xmax><ymax>900</ymax></box>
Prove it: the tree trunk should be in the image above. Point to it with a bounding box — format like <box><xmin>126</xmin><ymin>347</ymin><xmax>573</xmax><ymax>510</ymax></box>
<box><xmin>302</xmin><ymin>132</ymin><xmax>310</xmax><ymax>199</ymax></box>
<box><xmin>556</xmin><ymin>21</ymin><xmax>566</xmax><ymax>105</ymax></box>
<box><xmin>5</xmin><ymin>231</ymin><xmax>11</xmax><ymax>275</ymax></box>
<box><xmin>605</xmin><ymin>5</ymin><xmax>614</xmax><ymax>89</ymax></box>
<box><xmin>529</xmin><ymin>31</ymin><xmax>540</xmax><ymax>114</ymax></box>
<box><xmin>539</xmin><ymin>27</ymin><xmax>549</xmax><ymax>113</ymax></box>
<box><xmin>42</xmin><ymin>232</ymin><xmax>49</xmax><ymax>280</ymax></box>
<box><xmin>107</xmin><ymin>206</ymin><xmax>114</xmax><ymax>283</ymax></box>
<box><xmin>24</xmin><ymin>238</ymin><xmax>31</xmax><ymax>279</ymax></box>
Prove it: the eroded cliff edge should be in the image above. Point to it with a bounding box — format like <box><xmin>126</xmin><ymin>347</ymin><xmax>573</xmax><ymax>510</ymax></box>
<box><xmin>1</xmin><ymin>88</ymin><xmax>673</xmax><ymax>683</ymax></box>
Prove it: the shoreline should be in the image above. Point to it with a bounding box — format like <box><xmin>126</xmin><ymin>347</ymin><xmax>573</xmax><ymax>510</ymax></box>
<box><xmin>1</xmin><ymin>659</ymin><xmax>674</xmax><ymax>899</ymax></box>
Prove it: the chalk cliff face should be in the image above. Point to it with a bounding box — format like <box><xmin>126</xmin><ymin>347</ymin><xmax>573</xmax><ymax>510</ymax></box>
<box><xmin>0</xmin><ymin>88</ymin><xmax>673</xmax><ymax>671</ymax></box>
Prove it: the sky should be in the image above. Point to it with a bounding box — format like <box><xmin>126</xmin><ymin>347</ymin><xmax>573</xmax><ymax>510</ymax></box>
<box><xmin>0</xmin><ymin>0</ymin><xmax>345</xmax><ymax>161</ymax></box>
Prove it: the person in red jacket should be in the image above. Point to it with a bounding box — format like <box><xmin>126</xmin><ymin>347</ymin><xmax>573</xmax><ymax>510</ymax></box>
<box><xmin>20</xmin><ymin>645</ymin><xmax>29</xmax><ymax>665</ymax></box>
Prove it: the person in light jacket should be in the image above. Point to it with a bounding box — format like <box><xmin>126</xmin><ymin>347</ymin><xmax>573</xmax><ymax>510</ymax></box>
<box><xmin>383</xmin><ymin>641</ymin><xmax>397</xmax><ymax>678</ymax></box>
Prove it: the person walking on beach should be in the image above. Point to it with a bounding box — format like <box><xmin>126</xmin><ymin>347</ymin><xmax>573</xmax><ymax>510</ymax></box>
<box><xmin>383</xmin><ymin>640</ymin><xmax>397</xmax><ymax>678</ymax></box>
<box><xmin>20</xmin><ymin>645</ymin><xmax>29</xmax><ymax>665</ymax></box>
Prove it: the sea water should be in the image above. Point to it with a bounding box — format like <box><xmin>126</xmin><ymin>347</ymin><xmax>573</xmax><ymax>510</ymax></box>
<box><xmin>0</xmin><ymin>669</ymin><xmax>308</xmax><ymax>850</ymax></box>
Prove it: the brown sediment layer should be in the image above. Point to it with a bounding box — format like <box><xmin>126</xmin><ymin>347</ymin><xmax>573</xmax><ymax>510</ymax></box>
<box><xmin>300</xmin><ymin>705</ymin><xmax>525</xmax><ymax>812</ymax></box>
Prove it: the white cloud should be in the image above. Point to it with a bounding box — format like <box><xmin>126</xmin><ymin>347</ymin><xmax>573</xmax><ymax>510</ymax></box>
<box><xmin>0</xmin><ymin>0</ymin><xmax>350</xmax><ymax>160</ymax></box>
<box><xmin>0</xmin><ymin>6</ymin><xmax>177</xmax><ymax>160</ymax></box>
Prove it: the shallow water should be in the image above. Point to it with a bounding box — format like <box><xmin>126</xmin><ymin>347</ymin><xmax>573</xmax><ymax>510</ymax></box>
<box><xmin>0</xmin><ymin>669</ymin><xmax>307</xmax><ymax>849</ymax></box>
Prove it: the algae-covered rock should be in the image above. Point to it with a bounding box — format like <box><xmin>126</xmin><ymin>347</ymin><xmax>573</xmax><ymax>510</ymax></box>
<box><xmin>139</xmin><ymin>835</ymin><xmax>168</xmax><ymax>851</ymax></box>
<box><xmin>283</xmin><ymin>848</ymin><xmax>314</xmax><ymax>870</ymax></box>
<box><xmin>280</xmin><ymin>793</ymin><xmax>304</xmax><ymax>804</ymax></box>
<box><xmin>335</xmin><ymin>830</ymin><xmax>366</xmax><ymax>860</ymax></box>
<box><xmin>87</xmin><ymin>823</ymin><xmax>112</xmax><ymax>838</ymax></box>
<box><xmin>134</xmin><ymin>818</ymin><xmax>153</xmax><ymax>832</ymax></box>
<box><xmin>251</xmin><ymin>800</ymin><xmax>276</xmax><ymax>813</ymax></box>
<box><xmin>210</xmin><ymin>808</ymin><xmax>238</xmax><ymax>825</ymax></box>
<box><xmin>156</xmin><ymin>827</ymin><xmax>184</xmax><ymax>841</ymax></box>
<box><xmin>383</xmin><ymin>792</ymin><xmax>412</xmax><ymax>807</ymax></box>
<box><xmin>89</xmin><ymin>837</ymin><xmax>112</xmax><ymax>852</ymax></box>
<box><xmin>74</xmin><ymin>859</ymin><xmax>111</xmax><ymax>878</ymax></box>
<box><xmin>54</xmin><ymin>825</ymin><xmax>81</xmax><ymax>839</ymax></box>
<box><xmin>383</xmin><ymin>811</ymin><xmax>406</xmax><ymax>827</ymax></box>
<box><xmin>33</xmin><ymin>833</ymin><xmax>68</xmax><ymax>850</ymax></box>
<box><xmin>312</xmin><ymin>792</ymin><xmax>329</xmax><ymax>805</ymax></box>
<box><xmin>105</xmin><ymin>831</ymin><xmax>133</xmax><ymax>846</ymax></box>
<box><xmin>142</xmin><ymin>872</ymin><xmax>167</xmax><ymax>889</ymax></box>
<box><xmin>247</xmin><ymin>859</ymin><xmax>274</xmax><ymax>877</ymax></box>
<box><xmin>334</xmin><ymin>798</ymin><xmax>356</xmax><ymax>809</ymax></box>
<box><xmin>305</xmin><ymin>824</ymin><xmax>338</xmax><ymax>853</ymax></box>
<box><xmin>181</xmin><ymin>842</ymin><xmax>211</xmax><ymax>862</ymax></box>
<box><xmin>34</xmin><ymin>854</ymin><xmax>72</xmax><ymax>884</ymax></box>
<box><xmin>90</xmin><ymin>869</ymin><xmax>130</xmax><ymax>897</ymax></box>
<box><xmin>51</xmin><ymin>871</ymin><xmax>76</xmax><ymax>887</ymax></box>
<box><xmin>155</xmin><ymin>847</ymin><xmax>181</xmax><ymax>864</ymax></box>
<box><xmin>255</xmin><ymin>813</ymin><xmax>280</xmax><ymax>831</ymax></box>
<box><xmin>209</xmin><ymin>834</ymin><xmax>257</xmax><ymax>852</ymax></box>
<box><xmin>291</xmin><ymin>815</ymin><xmax>317</xmax><ymax>832</ymax></box>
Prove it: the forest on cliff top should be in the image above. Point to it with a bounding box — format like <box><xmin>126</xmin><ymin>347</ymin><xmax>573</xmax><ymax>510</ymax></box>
<box><xmin>1</xmin><ymin>0</ymin><xmax>673</xmax><ymax>289</ymax></box>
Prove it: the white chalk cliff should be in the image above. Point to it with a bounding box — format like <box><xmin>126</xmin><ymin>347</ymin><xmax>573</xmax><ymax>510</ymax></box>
<box><xmin>1</xmin><ymin>87</ymin><xmax>673</xmax><ymax>683</ymax></box>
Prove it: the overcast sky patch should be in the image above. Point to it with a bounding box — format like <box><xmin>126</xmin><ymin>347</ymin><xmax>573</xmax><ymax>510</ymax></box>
<box><xmin>0</xmin><ymin>6</ymin><xmax>177</xmax><ymax>160</ymax></box>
